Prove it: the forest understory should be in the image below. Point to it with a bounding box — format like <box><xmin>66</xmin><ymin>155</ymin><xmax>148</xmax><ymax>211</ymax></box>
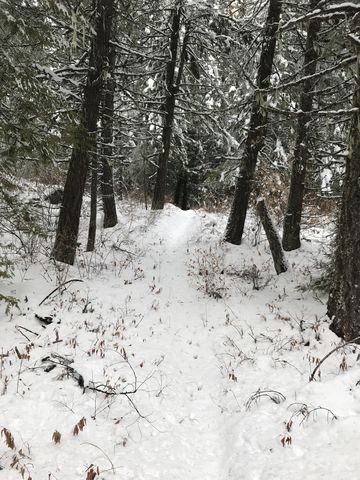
<box><xmin>0</xmin><ymin>192</ymin><xmax>359</xmax><ymax>480</ymax></box>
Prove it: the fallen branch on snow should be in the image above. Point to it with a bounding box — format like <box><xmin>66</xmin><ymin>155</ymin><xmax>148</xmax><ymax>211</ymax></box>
<box><xmin>309</xmin><ymin>336</ymin><xmax>360</xmax><ymax>381</ymax></box>
<box><xmin>38</xmin><ymin>278</ymin><xmax>83</xmax><ymax>306</ymax></box>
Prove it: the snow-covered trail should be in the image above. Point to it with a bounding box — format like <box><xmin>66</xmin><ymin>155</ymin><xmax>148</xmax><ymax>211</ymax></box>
<box><xmin>120</xmin><ymin>207</ymin><xmax>226</xmax><ymax>478</ymax></box>
<box><xmin>0</xmin><ymin>205</ymin><xmax>231</xmax><ymax>480</ymax></box>
<box><xmin>4</xmin><ymin>202</ymin><xmax>360</xmax><ymax>480</ymax></box>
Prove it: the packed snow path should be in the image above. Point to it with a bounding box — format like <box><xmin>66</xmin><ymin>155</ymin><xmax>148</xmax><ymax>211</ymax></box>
<box><xmin>116</xmin><ymin>208</ymin><xmax>225</xmax><ymax>478</ymax></box>
<box><xmin>0</xmin><ymin>206</ymin><xmax>229</xmax><ymax>479</ymax></box>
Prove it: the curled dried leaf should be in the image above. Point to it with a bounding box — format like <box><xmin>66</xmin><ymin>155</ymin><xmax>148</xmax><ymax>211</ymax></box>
<box><xmin>52</xmin><ymin>431</ymin><xmax>61</xmax><ymax>444</ymax></box>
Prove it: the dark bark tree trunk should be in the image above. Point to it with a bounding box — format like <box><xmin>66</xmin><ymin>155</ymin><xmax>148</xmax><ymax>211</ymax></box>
<box><xmin>327</xmin><ymin>52</ymin><xmax>360</xmax><ymax>340</ymax></box>
<box><xmin>152</xmin><ymin>2</ymin><xmax>183</xmax><ymax>210</ymax></box>
<box><xmin>174</xmin><ymin>170</ymin><xmax>188</xmax><ymax>210</ymax></box>
<box><xmin>101</xmin><ymin>39</ymin><xmax>118</xmax><ymax>229</ymax></box>
<box><xmin>224</xmin><ymin>0</ymin><xmax>282</xmax><ymax>245</ymax></box>
<box><xmin>282</xmin><ymin>0</ymin><xmax>321</xmax><ymax>251</ymax></box>
<box><xmin>174</xmin><ymin>175</ymin><xmax>182</xmax><ymax>206</ymax></box>
<box><xmin>51</xmin><ymin>133</ymin><xmax>88</xmax><ymax>265</ymax></box>
<box><xmin>86</xmin><ymin>156</ymin><xmax>98</xmax><ymax>251</ymax></box>
<box><xmin>102</xmin><ymin>158</ymin><xmax>117</xmax><ymax>227</ymax></box>
<box><xmin>181</xmin><ymin>173</ymin><xmax>188</xmax><ymax>211</ymax></box>
<box><xmin>257</xmin><ymin>198</ymin><xmax>287</xmax><ymax>274</ymax></box>
<box><xmin>52</xmin><ymin>0</ymin><xmax>114</xmax><ymax>264</ymax></box>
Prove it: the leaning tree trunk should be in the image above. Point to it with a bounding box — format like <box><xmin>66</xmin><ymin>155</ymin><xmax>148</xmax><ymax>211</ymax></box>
<box><xmin>282</xmin><ymin>0</ymin><xmax>321</xmax><ymax>251</ymax></box>
<box><xmin>52</xmin><ymin>0</ymin><xmax>114</xmax><ymax>264</ymax></box>
<box><xmin>152</xmin><ymin>2</ymin><xmax>183</xmax><ymax>210</ymax></box>
<box><xmin>257</xmin><ymin>198</ymin><xmax>287</xmax><ymax>274</ymax></box>
<box><xmin>224</xmin><ymin>0</ymin><xmax>282</xmax><ymax>245</ymax></box>
<box><xmin>101</xmin><ymin>38</ymin><xmax>118</xmax><ymax>229</ymax></box>
<box><xmin>327</xmin><ymin>50</ymin><xmax>360</xmax><ymax>340</ymax></box>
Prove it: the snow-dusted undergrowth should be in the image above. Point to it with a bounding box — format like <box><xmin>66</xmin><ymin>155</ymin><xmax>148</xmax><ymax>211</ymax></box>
<box><xmin>0</xmin><ymin>200</ymin><xmax>359</xmax><ymax>479</ymax></box>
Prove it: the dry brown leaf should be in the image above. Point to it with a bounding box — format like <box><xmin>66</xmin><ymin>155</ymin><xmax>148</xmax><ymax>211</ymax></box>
<box><xmin>1</xmin><ymin>428</ymin><xmax>15</xmax><ymax>449</ymax></box>
<box><xmin>52</xmin><ymin>431</ymin><xmax>61</xmax><ymax>444</ymax></box>
<box><xmin>73</xmin><ymin>417</ymin><xmax>86</xmax><ymax>436</ymax></box>
<box><xmin>85</xmin><ymin>465</ymin><xmax>99</xmax><ymax>480</ymax></box>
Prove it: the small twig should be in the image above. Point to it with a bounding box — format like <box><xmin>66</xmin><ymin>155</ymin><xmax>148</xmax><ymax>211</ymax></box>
<box><xmin>288</xmin><ymin>402</ymin><xmax>337</xmax><ymax>424</ymax></box>
<box><xmin>299</xmin><ymin>406</ymin><xmax>338</xmax><ymax>424</ymax></box>
<box><xmin>87</xmin><ymin>383</ymin><xmax>137</xmax><ymax>396</ymax></box>
<box><xmin>38</xmin><ymin>279</ymin><xmax>83</xmax><ymax>306</ymax></box>
<box><xmin>112</xmin><ymin>246</ymin><xmax>137</xmax><ymax>256</ymax></box>
<box><xmin>309</xmin><ymin>336</ymin><xmax>360</xmax><ymax>381</ymax></box>
<box><xmin>99</xmin><ymin>466</ymin><xmax>124</xmax><ymax>474</ymax></box>
<box><xmin>53</xmin><ymin>400</ymin><xmax>75</xmax><ymax>414</ymax></box>
<box><xmin>123</xmin><ymin>393</ymin><xmax>146</xmax><ymax>418</ymax></box>
<box><xmin>81</xmin><ymin>442</ymin><xmax>115</xmax><ymax>474</ymax></box>
<box><xmin>245</xmin><ymin>389</ymin><xmax>286</xmax><ymax>410</ymax></box>
<box><xmin>16</xmin><ymin>325</ymin><xmax>39</xmax><ymax>341</ymax></box>
<box><xmin>274</xmin><ymin>358</ymin><xmax>303</xmax><ymax>375</ymax></box>
<box><xmin>16</xmin><ymin>358</ymin><xmax>23</xmax><ymax>394</ymax></box>
<box><xmin>15</xmin><ymin>346</ymin><xmax>22</xmax><ymax>359</ymax></box>
<box><xmin>15</xmin><ymin>327</ymin><xmax>31</xmax><ymax>342</ymax></box>
<box><xmin>0</xmin><ymin>348</ymin><xmax>4</xmax><ymax>379</ymax></box>
<box><xmin>0</xmin><ymin>348</ymin><xmax>8</xmax><ymax>358</ymax></box>
<box><xmin>48</xmin><ymin>473</ymin><xmax>60</xmax><ymax>480</ymax></box>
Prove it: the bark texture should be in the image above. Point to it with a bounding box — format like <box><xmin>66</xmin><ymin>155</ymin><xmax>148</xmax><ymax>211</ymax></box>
<box><xmin>101</xmin><ymin>39</ymin><xmax>118</xmax><ymax>229</ymax></box>
<box><xmin>224</xmin><ymin>0</ymin><xmax>281</xmax><ymax>245</ymax></box>
<box><xmin>174</xmin><ymin>170</ymin><xmax>189</xmax><ymax>210</ymax></box>
<box><xmin>86</xmin><ymin>156</ymin><xmax>98</xmax><ymax>252</ymax></box>
<box><xmin>257</xmin><ymin>198</ymin><xmax>287</xmax><ymax>274</ymax></box>
<box><xmin>327</xmin><ymin>53</ymin><xmax>360</xmax><ymax>340</ymax></box>
<box><xmin>52</xmin><ymin>0</ymin><xmax>114</xmax><ymax>264</ymax></box>
<box><xmin>282</xmin><ymin>0</ymin><xmax>321</xmax><ymax>251</ymax></box>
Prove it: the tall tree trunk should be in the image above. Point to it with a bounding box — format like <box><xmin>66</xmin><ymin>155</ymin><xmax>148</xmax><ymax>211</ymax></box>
<box><xmin>152</xmin><ymin>2</ymin><xmax>183</xmax><ymax>210</ymax></box>
<box><xmin>174</xmin><ymin>170</ymin><xmax>189</xmax><ymax>210</ymax></box>
<box><xmin>327</xmin><ymin>51</ymin><xmax>360</xmax><ymax>340</ymax></box>
<box><xmin>86</xmin><ymin>155</ymin><xmax>98</xmax><ymax>251</ymax></box>
<box><xmin>102</xmin><ymin>158</ymin><xmax>117</xmax><ymax>227</ymax></box>
<box><xmin>52</xmin><ymin>0</ymin><xmax>114</xmax><ymax>264</ymax></box>
<box><xmin>282</xmin><ymin>0</ymin><xmax>321</xmax><ymax>251</ymax></box>
<box><xmin>224</xmin><ymin>0</ymin><xmax>282</xmax><ymax>245</ymax></box>
<box><xmin>101</xmin><ymin>39</ymin><xmax>118</xmax><ymax>229</ymax></box>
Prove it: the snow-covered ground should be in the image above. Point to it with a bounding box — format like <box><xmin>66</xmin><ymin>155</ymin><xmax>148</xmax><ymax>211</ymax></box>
<box><xmin>1</xmin><ymin>200</ymin><xmax>359</xmax><ymax>479</ymax></box>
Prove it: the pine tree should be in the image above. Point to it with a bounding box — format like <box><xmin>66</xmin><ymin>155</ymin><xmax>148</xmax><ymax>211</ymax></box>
<box><xmin>151</xmin><ymin>1</ymin><xmax>184</xmax><ymax>210</ymax></box>
<box><xmin>327</xmin><ymin>33</ymin><xmax>360</xmax><ymax>340</ymax></box>
<box><xmin>224</xmin><ymin>0</ymin><xmax>282</xmax><ymax>245</ymax></box>
<box><xmin>100</xmin><ymin>35</ymin><xmax>118</xmax><ymax>229</ymax></box>
<box><xmin>282</xmin><ymin>0</ymin><xmax>321</xmax><ymax>251</ymax></box>
<box><xmin>52</xmin><ymin>0</ymin><xmax>115</xmax><ymax>264</ymax></box>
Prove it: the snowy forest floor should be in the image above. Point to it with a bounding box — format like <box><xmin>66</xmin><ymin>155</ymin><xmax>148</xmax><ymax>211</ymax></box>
<box><xmin>1</xmin><ymin>197</ymin><xmax>360</xmax><ymax>480</ymax></box>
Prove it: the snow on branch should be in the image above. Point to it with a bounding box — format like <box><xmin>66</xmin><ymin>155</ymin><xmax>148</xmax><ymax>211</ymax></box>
<box><xmin>349</xmin><ymin>33</ymin><xmax>360</xmax><ymax>46</ymax></box>
<box><xmin>266</xmin><ymin>106</ymin><xmax>359</xmax><ymax>117</ymax></box>
<box><xmin>280</xmin><ymin>2</ymin><xmax>360</xmax><ymax>31</ymax></box>
<box><xmin>257</xmin><ymin>55</ymin><xmax>357</xmax><ymax>93</ymax></box>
